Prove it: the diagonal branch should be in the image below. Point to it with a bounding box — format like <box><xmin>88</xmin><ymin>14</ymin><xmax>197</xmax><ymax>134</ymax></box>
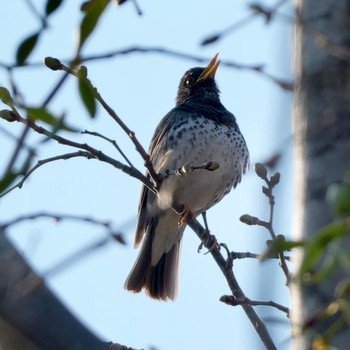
<box><xmin>45</xmin><ymin>59</ymin><xmax>160</xmax><ymax>185</ymax></box>
<box><xmin>0</xmin><ymin>110</ymin><xmax>154</xmax><ymax>194</ymax></box>
<box><xmin>81</xmin><ymin>129</ymin><xmax>134</xmax><ymax>168</ymax></box>
<box><xmin>188</xmin><ymin>219</ymin><xmax>277</xmax><ymax>350</ymax></box>
<box><xmin>2</xmin><ymin>60</ymin><xmax>277</xmax><ymax>349</ymax></box>
<box><xmin>1</xmin><ymin>151</ymin><xmax>94</xmax><ymax>198</ymax></box>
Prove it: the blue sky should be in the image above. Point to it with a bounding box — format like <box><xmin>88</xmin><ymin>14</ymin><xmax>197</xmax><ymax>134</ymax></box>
<box><xmin>1</xmin><ymin>1</ymin><xmax>293</xmax><ymax>349</ymax></box>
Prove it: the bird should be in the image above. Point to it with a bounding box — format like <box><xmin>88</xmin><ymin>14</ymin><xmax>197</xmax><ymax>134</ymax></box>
<box><xmin>124</xmin><ymin>53</ymin><xmax>249</xmax><ymax>301</ymax></box>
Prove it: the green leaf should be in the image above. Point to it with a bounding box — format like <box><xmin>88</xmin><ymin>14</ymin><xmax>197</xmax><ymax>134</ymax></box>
<box><xmin>78</xmin><ymin>76</ymin><xmax>96</xmax><ymax>118</ymax></box>
<box><xmin>299</xmin><ymin>221</ymin><xmax>349</xmax><ymax>278</ymax></box>
<box><xmin>309</xmin><ymin>247</ymin><xmax>338</xmax><ymax>283</ymax></box>
<box><xmin>27</xmin><ymin>107</ymin><xmax>79</xmax><ymax>131</ymax></box>
<box><xmin>45</xmin><ymin>0</ymin><xmax>64</xmax><ymax>16</ymax></box>
<box><xmin>78</xmin><ymin>0</ymin><xmax>109</xmax><ymax>51</ymax></box>
<box><xmin>335</xmin><ymin>184</ymin><xmax>350</xmax><ymax>214</ymax></box>
<box><xmin>27</xmin><ymin>107</ymin><xmax>55</xmax><ymax>124</ymax></box>
<box><xmin>260</xmin><ymin>239</ymin><xmax>304</xmax><ymax>261</ymax></box>
<box><xmin>16</xmin><ymin>32</ymin><xmax>40</xmax><ymax>65</ymax></box>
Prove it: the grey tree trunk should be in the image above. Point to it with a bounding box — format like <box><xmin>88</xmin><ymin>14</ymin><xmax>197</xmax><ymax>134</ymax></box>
<box><xmin>292</xmin><ymin>0</ymin><xmax>350</xmax><ymax>349</ymax></box>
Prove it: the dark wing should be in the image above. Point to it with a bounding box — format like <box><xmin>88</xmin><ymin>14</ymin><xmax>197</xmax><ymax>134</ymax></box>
<box><xmin>134</xmin><ymin>108</ymin><xmax>182</xmax><ymax>247</ymax></box>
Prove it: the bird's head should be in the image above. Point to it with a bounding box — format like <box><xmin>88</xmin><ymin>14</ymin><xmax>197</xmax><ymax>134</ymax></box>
<box><xmin>176</xmin><ymin>53</ymin><xmax>221</xmax><ymax>106</ymax></box>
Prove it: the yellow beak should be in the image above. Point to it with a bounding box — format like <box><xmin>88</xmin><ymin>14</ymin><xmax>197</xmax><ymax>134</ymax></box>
<box><xmin>197</xmin><ymin>53</ymin><xmax>221</xmax><ymax>82</ymax></box>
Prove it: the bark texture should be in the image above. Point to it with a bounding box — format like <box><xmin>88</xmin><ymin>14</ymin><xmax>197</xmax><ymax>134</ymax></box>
<box><xmin>292</xmin><ymin>0</ymin><xmax>350</xmax><ymax>348</ymax></box>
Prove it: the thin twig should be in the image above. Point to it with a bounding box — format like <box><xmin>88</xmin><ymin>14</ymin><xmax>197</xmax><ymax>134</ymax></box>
<box><xmin>0</xmin><ymin>151</ymin><xmax>94</xmax><ymax>198</ymax></box>
<box><xmin>2</xmin><ymin>59</ymin><xmax>278</xmax><ymax>348</ymax></box>
<box><xmin>220</xmin><ymin>295</ymin><xmax>289</xmax><ymax>317</ymax></box>
<box><xmin>0</xmin><ymin>110</ymin><xmax>154</xmax><ymax>193</ymax></box>
<box><xmin>82</xmin><ymin>129</ymin><xmax>134</xmax><ymax>168</ymax></box>
<box><xmin>249</xmin><ymin>163</ymin><xmax>291</xmax><ymax>285</ymax></box>
<box><xmin>2</xmin><ymin>124</ymin><xmax>31</xmax><ymax>178</ymax></box>
<box><xmin>1</xmin><ymin>211</ymin><xmax>114</xmax><ymax>231</ymax></box>
<box><xmin>220</xmin><ymin>243</ymin><xmax>290</xmax><ymax>261</ymax></box>
<box><xmin>55</xmin><ymin>62</ymin><xmax>160</xmax><ymax>185</ymax></box>
<box><xmin>0</xmin><ymin>46</ymin><xmax>292</xmax><ymax>90</ymax></box>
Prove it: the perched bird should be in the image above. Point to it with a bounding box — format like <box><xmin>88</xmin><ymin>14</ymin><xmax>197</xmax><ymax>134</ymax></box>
<box><xmin>125</xmin><ymin>53</ymin><xmax>249</xmax><ymax>301</ymax></box>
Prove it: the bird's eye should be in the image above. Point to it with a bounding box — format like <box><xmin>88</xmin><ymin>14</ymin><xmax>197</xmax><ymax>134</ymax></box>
<box><xmin>186</xmin><ymin>76</ymin><xmax>194</xmax><ymax>86</ymax></box>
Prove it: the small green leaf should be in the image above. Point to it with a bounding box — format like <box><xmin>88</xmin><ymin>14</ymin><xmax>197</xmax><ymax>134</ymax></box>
<box><xmin>16</xmin><ymin>32</ymin><xmax>40</xmax><ymax>65</ymax></box>
<box><xmin>0</xmin><ymin>87</ymin><xmax>13</xmax><ymax>106</ymax></box>
<box><xmin>26</xmin><ymin>107</ymin><xmax>79</xmax><ymax>131</ymax></box>
<box><xmin>45</xmin><ymin>0</ymin><xmax>64</xmax><ymax>16</ymax></box>
<box><xmin>78</xmin><ymin>0</ymin><xmax>109</xmax><ymax>51</ymax></box>
<box><xmin>27</xmin><ymin>107</ymin><xmax>55</xmax><ymax>124</ymax></box>
<box><xmin>260</xmin><ymin>239</ymin><xmax>304</xmax><ymax>261</ymax></box>
<box><xmin>78</xmin><ymin>76</ymin><xmax>96</xmax><ymax>118</ymax></box>
<box><xmin>309</xmin><ymin>249</ymin><xmax>337</xmax><ymax>283</ymax></box>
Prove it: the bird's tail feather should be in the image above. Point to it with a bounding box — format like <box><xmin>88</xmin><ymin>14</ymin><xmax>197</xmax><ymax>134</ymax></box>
<box><xmin>124</xmin><ymin>223</ymin><xmax>181</xmax><ymax>301</ymax></box>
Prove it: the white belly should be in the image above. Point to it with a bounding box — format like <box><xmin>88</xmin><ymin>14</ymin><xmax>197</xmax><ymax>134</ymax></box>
<box><xmin>154</xmin><ymin>118</ymin><xmax>247</xmax><ymax>215</ymax></box>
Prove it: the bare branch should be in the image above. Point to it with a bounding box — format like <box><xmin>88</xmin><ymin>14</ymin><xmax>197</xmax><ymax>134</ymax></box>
<box><xmin>0</xmin><ymin>109</ymin><xmax>154</xmax><ymax>193</ymax></box>
<box><xmin>241</xmin><ymin>163</ymin><xmax>291</xmax><ymax>285</ymax></box>
<box><xmin>3</xmin><ymin>124</ymin><xmax>31</xmax><ymax>178</ymax></box>
<box><xmin>81</xmin><ymin>129</ymin><xmax>134</xmax><ymax>168</ymax></box>
<box><xmin>0</xmin><ymin>211</ymin><xmax>119</xmax><ymax>234</ymax></box>
<box><xmin>45</xmin><ymin>60</ymin><xmax>161</xmax><ymax>186</ymax></box>
<box><xmin>1</xmin><ymin>46</ymin><xmax>293</xmax><ymax>90</ymax></box>
<box><xmin>0</xmin><ymin>151</ymin><xmax>94</xmax><ymax>198</ymax></box>
<box><xmin>188</xmin><ymin>218</ymin><xmax>277</xmax><ymax>350</ymax></box>
<box><xmin>220</xmin><ymin>295</ymin><xmax>289</xmax><ymax>317</ymax></box>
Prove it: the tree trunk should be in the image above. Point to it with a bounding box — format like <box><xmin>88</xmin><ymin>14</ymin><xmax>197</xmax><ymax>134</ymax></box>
<box><xmin>292</xmin><ymin>0</ymin><xmax>350</xmax><ymax>348</ymax></box>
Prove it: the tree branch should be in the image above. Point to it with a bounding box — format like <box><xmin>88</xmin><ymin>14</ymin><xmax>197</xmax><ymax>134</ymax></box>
<box><xmin>220</xmin><ymin>295</ymin><xmax>289</xmax><ymax>317</ymax></box>
<box><xmin>2</xmin><ymin>60</ymin><xmax>278</xmax><ymax>348</ymax></box>
<box><xmin>242</xmin><ymin>163</ymin><xmax>291</xmax><ymax>285</ymax></box>
<box><xmin>81</xmin><ymin>129</ymin><xmax>134</xmax><ymax>168</ymax></box>
<box><xmin>0</xmin><ymin>110</ymin><xmax>154</xmax><ymax>194</ymax></box>
<box><xmin>0</xmin><ymin>151</ymin><xmax>93</xmax><ymax>198</ymax></box>
<box><xmin>188</xmin><ymin>219</ymin><xmax>277</xmax><ymax>350</ymax></box>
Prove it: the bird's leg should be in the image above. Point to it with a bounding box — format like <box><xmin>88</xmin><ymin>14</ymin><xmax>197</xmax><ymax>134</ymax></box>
<box><xmin>198</xmin><ymin>211</ymin><xmax>220</xmax><ymax>253</ymax></box>
<box><xmin>178</xmin><ymin>204</ymin><xmax>194</xmax><ymax>227</ymax></box>
<box><xmin>202</xmin><ymin>211</ymin><xmax>210</xmax><ymax>233</ymax></box>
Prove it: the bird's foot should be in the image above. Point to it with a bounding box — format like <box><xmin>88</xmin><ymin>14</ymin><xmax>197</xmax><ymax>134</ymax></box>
<box><xmin>178</xmin><ymin>205</ymin><xmax>194</xmax><ymax>227</ymax></box>
<box><xmin>198</xmin><ymin>233</ymin><xmax>220</xmax><ymax>254</ymax></box>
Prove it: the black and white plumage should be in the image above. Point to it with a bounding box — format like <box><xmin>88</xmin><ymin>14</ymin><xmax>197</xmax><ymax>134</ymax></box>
<box><xmin>125</xmin><ymin>54</ymin><xmax>249</xmax><ymax>300</ymax></box>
